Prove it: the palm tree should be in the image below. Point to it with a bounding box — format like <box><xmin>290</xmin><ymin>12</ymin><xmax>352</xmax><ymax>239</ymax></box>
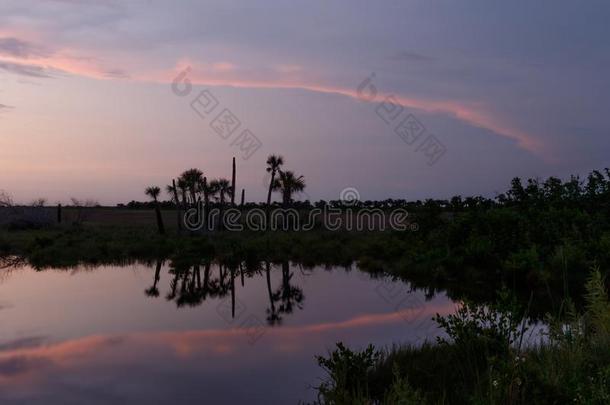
<box><xmin>166</xmin><ymin>179</ymin><xmax>182</xmax><ymax>232</ymax></box>
<box><xmin>216</xmin><ymin>179</ymin><xmax>233</xmax><ymax>205</ymax></box>
<box><xmin>210</xmin><ymin>178</ymin><xmax>232</xmax><ymax>230</ymax></box>
<box><xmin>176</xmin><ymin>178</ymin><xmax>188</xmax><ymax>209</ymax></box>
<box><xmin>266</xmin><ymin>155</ymin><xmax>284</xmax><ymax>208</ymax></box>
<box><xmin>166</xmin><ymin>183</ymin><xmax>177</xmax><ymax>203</ymax></box>
<box><xmin>272</xmin><ymin>171</ymin><xmax>305</xmax><ymax>228</ymax></box>
<box><xmin>272</xmin><ymin>170</ymin><xmax>306</xmax><ymax>207</ymax></box>
<box><xmin>231</xmin><ymin>156</ymin><xmax>236</xmax><ymax>206</ymax></box>
<box><xmin>205</xmin><ymin>178</ymin><xmax>219</xmax><ymax>202</ymax></box>
<box><xmin>145</xmin><ymin>186</ymin><xmax>165</xmax><ymax>235</ymax></box>
<box><xmin>179</xmin><ymin>168</ymin><xmax>204</xmax><ymax>205</ymax></box>
<box><xmin>199</xmin><ymin>176</ymin><xmax>214</xmax><ymax>231</ymax></box>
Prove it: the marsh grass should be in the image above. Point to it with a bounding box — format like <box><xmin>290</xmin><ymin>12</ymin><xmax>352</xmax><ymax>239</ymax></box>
<box><xmin>314</xmin><ymin>269</ymin><xmax>610</xmax><ymax>404</ymax></box>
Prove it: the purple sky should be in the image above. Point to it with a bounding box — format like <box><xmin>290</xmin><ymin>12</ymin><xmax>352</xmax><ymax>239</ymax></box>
<box><xmin>1</xmin><ymin>0</ymin><xmax>609</xmax><ymax>205</ymax></box>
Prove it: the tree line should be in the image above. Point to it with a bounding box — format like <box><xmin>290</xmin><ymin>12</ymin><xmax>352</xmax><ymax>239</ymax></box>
<box><xmin>143</xmin><ymin>154</ymin><xmax>306</xmax><ymax>234</ymax></box>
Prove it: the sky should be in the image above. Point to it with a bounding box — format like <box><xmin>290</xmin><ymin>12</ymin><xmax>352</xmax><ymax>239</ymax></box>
<box><xmin>0</xmin><ymin>0</ymin><xmax>609</xmax><ymax>205</ymax></box>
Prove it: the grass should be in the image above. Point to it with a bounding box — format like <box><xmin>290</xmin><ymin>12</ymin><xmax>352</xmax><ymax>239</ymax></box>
<box><xmin>0</xmin><ymin>224</ymin><xmax>402</xmax><ymax>268</ymax></box>
<box><xmin>0</xmin><ymin>219</ymin><xmax>599</xmax><ymax>318</ymax></box>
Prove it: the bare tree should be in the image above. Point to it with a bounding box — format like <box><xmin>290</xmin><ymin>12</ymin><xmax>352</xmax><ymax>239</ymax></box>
<box><xmin>0</xmin><ymin>190</ymin><xmax>13</xmax><ymax>207</ymax></box>
<box><xmin>69</xmin><ymin>198</ymin><xmax>99</xmax><ymax>224</ymax></box>
<box><xmin>30</xmin><ymin>198</ymin><xmax>47</xmax><ymax>207</ymax></box>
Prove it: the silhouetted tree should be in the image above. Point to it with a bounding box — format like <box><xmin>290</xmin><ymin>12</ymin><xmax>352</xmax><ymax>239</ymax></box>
<box><xmin>272</xmin><ymin>170</ymin><xmax>306</xmax><ymax>207</ymax></box>
<box><xmin>178</xmin><ymin>168</ymin><xmax>204</xmax><ymax>206</ymax></box>
<box><xmin>210</xmin><ymin>178</ymin><xmax>232</xmax><ymax>230</ymax></box>
<box><xmin>167</xmin><ymin>179</ymin><xmax>183</xmax><ymax>232</ymax></box>
<box><xmin>266</xmin><ymin>155</ymin><xmax>284</xmax><ymax>218</ymax></box>
<box><xmin>176</xmin><ymin>178</ymin><xmax>188</xmax><ymax>209</ymax></box>
<box><xmin>145</xmin><ymin>186</ymin><xmax>165</xmax><ymax>235</ymax></box>
<box><xmin>231</xmin><ymin>157</ymin><xmax>236</xmax><ymax>206</ymax></box>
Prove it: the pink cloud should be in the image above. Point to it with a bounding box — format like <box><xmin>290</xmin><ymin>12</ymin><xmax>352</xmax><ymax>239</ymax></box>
<box><xmin>151</xmin><ymin>62</ymin><xmax>548</xmax><ymax>159</ymax></box>
<box><xmin>0</xmin><ymin>31</ymin><xmax>548</xmax><ymax>160</ymax></box>
<box><xmin>0</xmin><ymin>301</ymin><xmax>457</xmax><ymax>383</ymax></box>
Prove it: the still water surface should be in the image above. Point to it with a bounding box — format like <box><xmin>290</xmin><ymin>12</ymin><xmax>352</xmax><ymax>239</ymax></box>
<box><xmin>0</xmin><ymin>261</ymin><xmax>456</xmax><ymax>404</ymax></box>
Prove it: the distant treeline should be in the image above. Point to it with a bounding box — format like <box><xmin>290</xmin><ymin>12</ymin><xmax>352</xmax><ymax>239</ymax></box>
<box><xmin>122</xmin><ymin>168</ymin><xmax>610</xmax><ymax>212</ymax></box>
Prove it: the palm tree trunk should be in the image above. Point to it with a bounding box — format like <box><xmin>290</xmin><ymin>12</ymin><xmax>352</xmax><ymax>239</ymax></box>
<box><xmin>154</xmin><ymin>259</ymin><xmax>161</xmax><ymax>283</ymax></box>
<box><xmin>231</xmin><ymin>156</ymin><xmax>236</xmax><ymax>206</ymax></box>
<box><xmin>218</xmin><ymin>190</ymin><xmax>225</xmax><ymax>231</ymax></box>
<box><xmin>203</xmin><ymin>176</ymin><xmax>209</xmax><ymax>231</ymax></box>
<box><xmin>266</xmin><ymin>171</ymin><xmax>276</xmax><ymax>226</ymax></box>
<box><xmin>172</xmin><ymin>179</ymin><xmax>182</xmax><ymax>233</ymax></box>
<box><xmin>240</xmin><ymin>262</ymin><xmax>245</xmax><ymax>286</ymax></box>
<box><xmin>181</xmin><ymin>188</ymin><xmax>188</xmax><ymax>211</ymax></box>
<box><xmin>153</xmin><ymin>260</ymin><xmax>162</xmax><ymax>289</ymax></box>
<box><xmin>202</xmin><ymin>262</ymin><xmax>210</xmax><ymax>299</ymax></box>
<box><xmin>283</xmin><ymin>191</ymin><xmax>290</xmax><ymax>227</ymax></box>
<box><xmin>189</xmin><ymin>186</ymin><xmax>196</xmax><ymax>207</ymax></box>
<box><xmin>265</xmin><ymin>261</ymin><xmax>277</xmax><ymax>323</ymax></box>
<box><xmin>194</xmin><ymin>264</ymin><xmax>201</xmax><ymax>289</ymax></box>
<box><xmin>230</xmin><ymin>265</ymin><xmax>235</xmax><ymax>318</ymax></box>
<box><xmin>281</xmin><ymin>261</ymin><xmax>290</xmax><ymax>303</ymax></box>
<box><xmin>266</xmin><ymin>171</ymin><xmax>275</xmax><ymax>207</ymax></box>
<box><xmin>154</xmin><ymin>201</ymin><xmax>165</xmax><ymax>235</ymax></box>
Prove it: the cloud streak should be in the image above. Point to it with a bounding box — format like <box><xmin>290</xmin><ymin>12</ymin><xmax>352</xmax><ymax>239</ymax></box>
<box><xmin>0</xmin><ymin>39</ymin><xmax>548</xmax><ymax>159</ymax></box>
<box><xmin>0</xmin><ymin>61</ymin><xmax>53</xmax><ymax>78</ymax></box>
<box><xmin>0</xmin><ymin>37</ymin><xmax>50</xmax><ymax>59</ymax></box>
<box><xmin>155</xmin><ymin>62</ymin><xmax>547</xmax><ymax>159</ymax></box>
<box><xmin>0</xmin><ymin>103</ymin><xmax>15</xmax><ymax>113</ymax></box>
<box><xmin>0</xmin><ymin>25</ymin><xmax>547</xmax><ymax>159</ymax></box>
<box><xmin>0</xmin><ymin>34</ymin><xmax>128</xmax><ymax>80</ymax></box>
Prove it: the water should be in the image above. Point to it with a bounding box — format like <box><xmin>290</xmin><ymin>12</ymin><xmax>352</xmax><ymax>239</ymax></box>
<box><xmin>0</xmin><ymin>261</ymin><xmax>456</xmax><ymax>404</ymax></box>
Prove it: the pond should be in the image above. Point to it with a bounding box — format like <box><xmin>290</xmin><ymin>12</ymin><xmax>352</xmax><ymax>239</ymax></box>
<box><xmin>0</xmin><ymin>260</ymin><xmax>456</xmax><ymax>404</ymax></box>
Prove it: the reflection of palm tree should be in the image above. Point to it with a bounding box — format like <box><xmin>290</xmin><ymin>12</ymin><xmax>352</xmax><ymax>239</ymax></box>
<box><xmin>272</xmin><ymin>261</ymin><xmax>304</xmax><ymax>316</ymax></box>
<box><xmin>176</xmin><ymin>265</ymin><xmax>204</xmax><ymax>307</ymax></box>
<box><xmin>145</xmin><ymin>260</ymin><xmax>163</xmax><ymax>297</ymax></box>
<box><xmin>230</xmin><ymin>265</ymin><xmax>236</xmax><ymax>318</ymax></box>
<box><xmin>166</xmin><ymin>269</ymin><xmax>181</xmax><ymax>301</ymax></box>
<box><xmin>163</xmin><ymin>263</ymin><xmax>202</xmax><ymax>307</ymax></box>
<box><xmin>161</xmin><ymin>260</ymin><xmax>234</xmax><ymax>308</ymax></box>
<box><xmin>202</xmin><ymin>262</ymin><xmax>211</xmax><ymax>299</ymax></box>
<box><xmin>145</xmin><ymin>186</ymin><xmax>165</xmax><ymax>235</ymax></box>
<box><xmin>265</xmin><ymin>261</ymin><xmax>281</xmax><ymax>325</ymax></box>
<box><xmin>240</xmin><ymin>263</ymin><xmax>245</xmax><ymax>287</ymax></box>
<box><xmin>156</xmin><ymin>258</ymin><xmax>305</xmax><ymax>325</ymax></box>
